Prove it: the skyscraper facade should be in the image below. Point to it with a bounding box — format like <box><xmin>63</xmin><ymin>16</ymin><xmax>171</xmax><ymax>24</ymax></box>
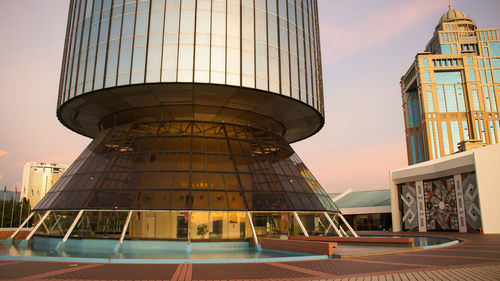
<box><xmin>401</xmin><ymin>3</ymin><xmax>500</xmax><ymax>165</ymax></box>
<box><xmin>24</xmin><ymin>0</ymin><xmax>348</xmax><ymax>243</ymax></box>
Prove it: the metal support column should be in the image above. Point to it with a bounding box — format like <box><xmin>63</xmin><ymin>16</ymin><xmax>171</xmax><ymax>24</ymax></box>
<box><xmin>293</xmin><ymin>212</ymin><xmax>309</xmax><ymax>237</ymax></box>
<box><xmin>186</xmin><ymin>211</ymin><xmax>192</xmax><ymax>253</ymax></box>
<box><xmin>119</xmin><ymin>211</ymin><xmax>133</xmax><ymax>245</ymax></box>
<box><xmin>62</xmin><ymin>210</ymin><xmax>84</xmax><ymax>243</ymax></box>
<box><xmin>9</xmin><ymin>212</ymin><xmax>35</xmax><ymax>239</ymax></box>
<box><xmin>246</xmin><ymin>212</ymin><xmax>261</xmax><ymax>250</ymax></box>
<box><xmin>49</xmin><ymin>213</ymin><xmax>63</xmax><ymax>234</ymax></box>
<box><xmin>114</xmin><ymin>210</ymin><xmax>133</xmax><ymax>253</ymax></box>
<box><xmin>323</xmin><ymin>212</ymin><xmax>343</xmax><ymax>237</ymax></box>
<box><xmin>334</xmin><ymin>214</ymin><xmax>347</xmax><ymax>236</ymax></box>
<box><xmin>339</xmin><ymin>213</ymin><xmax>358</xmax><ymax>237</ymax></box>
<box><xmin>24</xmin><ymin>211</ymin><xmax>51</xmax><ymax>241</ymax></box>
<box><xmin>38</xmin><ymin>213</ymin><xmax>50</xmax><ymax>234</ymax></box>
<box><xmin>339</xmin><ymin>225</ymin><xmax>347</xmax><ymax>236</ymax></box>
<box><xmin>55</xmin><ymin>210</ymin><xmax>85</xmax><ymax>251</ymax></box>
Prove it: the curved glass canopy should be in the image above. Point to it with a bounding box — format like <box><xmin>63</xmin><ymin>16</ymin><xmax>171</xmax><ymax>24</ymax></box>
<box><xmin>35</xmin><ymin>120</ymin><xmax>337</xmax><ymax>212</ymax></box>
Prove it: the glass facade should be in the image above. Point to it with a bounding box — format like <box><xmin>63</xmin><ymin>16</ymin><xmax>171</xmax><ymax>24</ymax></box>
<box><xmin>59</xmin><ymin>0</ymin><xmax>324</xmax><ymax>115</ymax></box>
<box><xmin>435</xmin><ymin>71</ymin><xmax>466</xmax><ymax>113</ymax></box>
<box><xmin>36</xmin><ymin>120</ymin><xmax>336</xmax><ymax>212</ymax></box>
<box><xmin>33</xmin><ymin>210</ymin><xmax>340</xmax><ymax>240</ymax></box>
<box><xmin>341</xmin><ymin>213</ymin><xmax>392</xmax><ymax>231</ymax></box>
<box><xmin>43</xmin><ymin>0</ymin><xmax>334</xmax><ymax>242</ymax></box>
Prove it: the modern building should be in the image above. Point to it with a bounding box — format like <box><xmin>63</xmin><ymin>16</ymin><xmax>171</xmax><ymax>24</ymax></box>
<box><xmin>21</xmin><ymin>0</ymin><xmax>352</xmax><ymax>245</ymax></box>
<box><xmin>330</xmin><ymin>189</ymin><xmax>391</xmax><ymax>231</ymax></box>
<box><xmin>390</xmin><ymin>143</ymin><xmax>500</xmax><ymax>234</ymax></box>
<box><xmin>20</xmin><ymin>162</ymin><xmax>68</xmax><ymax>208</ymax></box>
<box><xmin>400</xmin><ymin>2</ymin><xmax>500</xmax><ymax>165</ymax></box>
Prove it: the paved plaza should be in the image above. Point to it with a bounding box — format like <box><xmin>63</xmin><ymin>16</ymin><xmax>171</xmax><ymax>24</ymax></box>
<box><xmin>1</xmin><ymin>232</ymin><xmax>499</xmax><ymax>280</ymax></box>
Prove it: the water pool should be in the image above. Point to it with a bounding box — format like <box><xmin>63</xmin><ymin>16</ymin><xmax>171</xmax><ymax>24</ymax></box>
<box><xmin>361</xmin><ymin>235</ymin><xmax>460</xmax><ymax>248</ymax></box>
<box><xmin>0</xmin><ymin>235</ymin><xmax>459</xmax><ymax>263</ymax></box>
<box><xmin>0</xmin><ymin>237</ymin><xmax>326</xmax><ymax>263</ymax></box>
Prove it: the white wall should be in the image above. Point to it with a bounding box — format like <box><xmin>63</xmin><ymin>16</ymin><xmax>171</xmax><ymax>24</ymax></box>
<box><xmin>474</xmin><ymin>144</ymin><xmax>500</xmax><ymax>234</ymax></box>
<box><xmin>389</xmin><ymin>173</ymin><xmax>402</xmax><ymax>232</ymax></box>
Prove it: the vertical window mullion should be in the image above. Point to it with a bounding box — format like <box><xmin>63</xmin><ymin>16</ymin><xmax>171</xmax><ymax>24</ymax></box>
<box><xmin>62</xmin><ymin>0</ymin><xmax>78</xmax><ymax>105</ymax></box>
<box><xmin>286</xmin><ymin>0</ymin><xmax>292</xmax><ymax>97</ymax></box>
<box><xmin>59</xmin><ymin>0</ymin><xmax>76</xmax><ymax>106</ymax></box>
<box><xmin>192</xmin><ymin>0</ymin><xmax>198</xmax><ymax>82</ymax></box>
<box><xmin>67</xmin><ymin>0</ymin><xmax>84</xmax><ymax>100</ymax></box>
<box><xmin>113</xmin><ymin>0</ymin><xmax>126</xmax><ymax>86</ymax></box>
<box><xmin>73</xmin><ymin>0</ymin><xmax>89</xmax><ymax>97</ymax></box>
<box><xmin>265</xmin><ymin>0</ymin><xmax>270</xmax><ymax>91</ymax></box>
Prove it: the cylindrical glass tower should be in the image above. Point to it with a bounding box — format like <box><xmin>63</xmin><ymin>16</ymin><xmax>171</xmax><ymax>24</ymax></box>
<box><xmin>34</xmin><ymin>0</ymin><xmax>338</xmax><ymax>242</ymax></box>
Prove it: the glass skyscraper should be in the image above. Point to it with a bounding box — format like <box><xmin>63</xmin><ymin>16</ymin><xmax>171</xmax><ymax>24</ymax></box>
<box><xmin>23</xmin><ymin>0</ymin><xmax>348</xmax><ymax>243</ymax></box>
<box><xmin>401</xmin><ymin>3</ymin><xmax>500</xmax><ymax>165</ymax></box>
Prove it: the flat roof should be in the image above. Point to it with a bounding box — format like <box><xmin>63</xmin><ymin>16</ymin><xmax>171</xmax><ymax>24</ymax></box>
<box><xmin>329</xmin><ymin>189</ymin><xmax>390</xmax><ymax>209</ymax></box>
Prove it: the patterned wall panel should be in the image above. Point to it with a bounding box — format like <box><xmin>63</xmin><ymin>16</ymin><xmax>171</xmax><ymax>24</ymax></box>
<box><xmin>423</xmin><ymin>177</ymin><xmax>459</xmax><ymax>231</ymax></box>
<box><xmin>461</xmin><ymin>172</ymin><xmax>482</xmax><ymax>231</ymax></box>
<box><xmin>399</xmin><ymin>182</ymin><xmax>418</xmax><ymax>231</ymax></box>
<box><xmin>415</xmin><ymin>181</ymin><xmax>427</xmax><ymax>232</ymax></box>
<box><xmin>453</xmin><ymin>174</ymin><xmax>467</xmax><ymax>232</ymax></box>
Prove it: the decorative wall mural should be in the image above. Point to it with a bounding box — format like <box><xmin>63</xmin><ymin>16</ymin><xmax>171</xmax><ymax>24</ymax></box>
<box><xmin>462</xmin><ymin>172</ymin><xmax>482</xmax><ymax>231</ymax></box>
<box><xmin>400</xmin><ymin>182</ymin><xmax>418</xmax><ymax>231</ymax></box>
<box><xmin>423</xmin><ymin>177</ymin><xmax>459</xmax><ymax>231</ymax></box>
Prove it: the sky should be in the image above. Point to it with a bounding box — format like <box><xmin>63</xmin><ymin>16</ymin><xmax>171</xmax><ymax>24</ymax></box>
<box><xmin>0</xmin><ymin>0</ymin><xmax>499</xmax><ymax>193</ymax></box>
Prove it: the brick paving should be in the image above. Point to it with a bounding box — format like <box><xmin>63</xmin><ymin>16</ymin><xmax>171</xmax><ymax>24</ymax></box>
<box><xmin>44</xmin><ymin>264</ymin><xmax>178</xmax><ymax>280</ymax></box>
<box><xmin>0</xmin><ymin>232</ymin><xmax>498</xmax><ymax>280</ymax></box>
<box><xmin>283</xmin><ymin>259</ymin><xmax>424</xmax><ymax>276</ymax></box>
<box><xmin>192</xmin><ymin>263</ymin><xmax>311</xmax><ymax>280</ymax></box>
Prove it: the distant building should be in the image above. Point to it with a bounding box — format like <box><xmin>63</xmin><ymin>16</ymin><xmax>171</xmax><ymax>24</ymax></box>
<box><xmin>400</xmin><ymin>3</ymin><xmax>500</xmax><ymax>165</ymax></box>
<box><xmin>330</xmin><ymin>189</ymin><xmax>391</xmax><ymax>231</ymax></box>
<box><xmin>21</xmin><ymin>162</ymin><xmax>68</xmax><ymax>208</ymax></box>
<box><xmin>390</xmin><ymin>143</ymin><xmax>500</xmax><ymax>234</ymax></box>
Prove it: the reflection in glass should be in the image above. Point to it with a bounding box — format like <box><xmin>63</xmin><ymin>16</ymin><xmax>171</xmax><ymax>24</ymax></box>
<box><xmin>178</xmin><ymin>0</ymin><xmax>196</xmax><ymax>82</ymax></box>
<box><xmin>241</xmin><ymin>0</ymin><xmax>254</xmax><ymax>87</ymax></box>
<box><xmin>60</xmin><ymin>0</ymin><xmax>324</xmax><ymax>116</ymax></box>
<box><xmin>38</xmin><ymin>120</ymin><xmax>336</xmax><ymax>212</ymax></box>
<box><xmin>194</xmin><ymin>0</ymin><xmax>211</xmax><ymax>83</ymax></box>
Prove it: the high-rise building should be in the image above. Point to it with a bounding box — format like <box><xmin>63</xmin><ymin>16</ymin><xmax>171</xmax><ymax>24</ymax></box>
<box><xmin>400</xmin><ymin>2</ymin><xmax>500</xmax><ymax>165</ymax></box>
<box><xmin>26</xmin><ymin>0</ymin><xmax>350</xmax><ymax>244</ymax></box>
<box><xmin>21</xmin><ymin>162</ymin><xmax>68</xmax><ymax>208</ymax></box>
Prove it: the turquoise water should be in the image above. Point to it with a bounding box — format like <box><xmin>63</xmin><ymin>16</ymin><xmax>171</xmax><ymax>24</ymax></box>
<box><xmin>0</xmin><ymin>237</ymin><xmax>322</xmax><ymax>263</ymax></box>
<box><xmin>0</xmin><ymin>235</ymin><xmax>459</xmax><ymax>263</ymax></box>
<box><xmin>360</xmin><ymin>235</ymin><xmax>459</xmax><ymax>248</ymax></box>
<box><xmin>410</xmin><ymin>236</ymin><xmax>459</xmax><ymax>247</ymax></box>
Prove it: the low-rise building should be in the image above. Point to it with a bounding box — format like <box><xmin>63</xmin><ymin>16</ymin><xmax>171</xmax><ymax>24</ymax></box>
<box><xmin>330</xmin><ymin>189</ymin><xmax>392</xmax><ymax>231</ymax></box>
<box><xmin>390</xmin><ymin>143</ymin><xmax>500</xmax><ymax>234</ymax></box>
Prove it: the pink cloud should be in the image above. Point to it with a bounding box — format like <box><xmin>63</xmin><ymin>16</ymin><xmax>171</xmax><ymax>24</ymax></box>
<box><xmin>320</xmin><ymin>0</ymin><xmax>447</xmax><ymax>64</ymax></box>
<box><xmin>0</xmin><ymin>171</ymin><xmax>3</xmax><ymax>180</ymax></box>
<box><xmin>0</xmin><ymin>150</ymin><xmax>8</xmax><ymax>159</ymax></box>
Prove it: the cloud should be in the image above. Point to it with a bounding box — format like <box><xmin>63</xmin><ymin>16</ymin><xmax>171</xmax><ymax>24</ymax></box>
<box><xmin>0</xmin><ymin>171</ymin><xmax>3</xmax><ymax>180</ymax></box>
<box><xmin>0</xmin><ymin>150</ymin><xmax>7</xmax><ymax>159</ymax></box>
<box><xmin>320</xmin><ymin>0</ymin><xmax>447</xmax><ymax>64</ymax></box>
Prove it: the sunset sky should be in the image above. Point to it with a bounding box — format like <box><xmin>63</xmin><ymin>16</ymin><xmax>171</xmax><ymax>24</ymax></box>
<box><xmin>0</xmin><ymin>0</ymin><xmax>499</xmax><ymax>193</ymax></box>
